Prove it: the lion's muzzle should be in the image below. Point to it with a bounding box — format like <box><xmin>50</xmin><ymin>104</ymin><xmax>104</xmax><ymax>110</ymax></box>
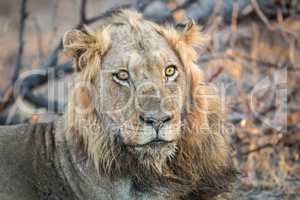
<box><xmin>139</xmin><ymin>113</ymin><xmax>172</xmax><ymax>133</ymax></box>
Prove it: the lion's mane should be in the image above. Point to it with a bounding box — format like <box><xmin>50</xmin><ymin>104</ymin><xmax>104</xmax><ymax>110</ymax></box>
<box><xmin>64</xmin><ymin>9</ymin><xmax>236</xmax><ymax>199</ymax></box>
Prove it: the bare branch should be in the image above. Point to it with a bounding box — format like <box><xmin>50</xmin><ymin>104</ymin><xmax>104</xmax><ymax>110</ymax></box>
<box><xmin>240</xmin><ymin>129</ymin><xmax>300</xmax><ymax>156</ymax></box>
<box><xmin>251</xmin><ymin>0</ymin><xmax>273</xmax><ymax>30</ymax></box>
<box><xmin>171</xmin><ymin>0</ymin><xmax>197</xmax><ymax>12</ymax></box>
<box><xmin>136</xmin><ymin>0</ymin><xmax>153</xmax><ymax>12</ymax></box>
<box><xmin>231</xmin><ymin>3</ymin><xmax>239</xmax><ymax>32</ymax></box>
<box><xmin>12</xmin><ymin>0</ymin><xmax>28</xmax><ymax>83</ymax></box>
<box><xmin>0</xmin><ymin>88</ymin><xmax>13</xmax><ymax>112</ymax></box>
<box><xmin>207</xmin><ymin>66</ymin><xmax>224</xmax><ymax>82</ymax></box>
<box><xmin>240</xmin><ymin>143</ymin><xmax>273</xmax><ymax>156</ymax></box>
<box><xmin>86</xmin><ymin>4</ymin><xmax>131</xmax><ymax>24</ymax></box>
<box><xmin>43</xmin><ymin>41</ymin><xmax>63</xmax><ymax>68</ymax></box>
<box><xmin>80</xmin><ymin>0</ymin><xmax>87</xmax><ymax>24</ymax></box>
<box><xmin>19</xmin><ymin>61</ymin><xmax>73</xmax><ymax>112</ymax></box>
<box><xmin>0</xmin><ymin>0</ymin><xmax>28</xmax><ymax>113</ymax></box>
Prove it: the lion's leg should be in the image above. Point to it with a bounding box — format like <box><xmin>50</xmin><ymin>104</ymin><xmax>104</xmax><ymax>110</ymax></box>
<box><xmin>0</xmin><ymin>192</ymin><xmax>39</xmax><ymax>200</ymax></box>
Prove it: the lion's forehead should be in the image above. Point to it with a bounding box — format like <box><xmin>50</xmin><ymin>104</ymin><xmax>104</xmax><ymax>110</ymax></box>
<box><xmin>102</xmin><ymin>24</ymin><xmax>180</xmax><ymax>78</ymax></box>
<box><xmin>110</xmin><ymin>21</ymin><xmax>166</xmax><ymax>49</ymax></box>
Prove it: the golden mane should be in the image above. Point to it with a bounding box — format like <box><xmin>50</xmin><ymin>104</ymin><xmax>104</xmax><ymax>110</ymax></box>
<box><xmin>63</xmin><ymin>9</ymin><xmax>236</xmax><ymax>199</ymax></box>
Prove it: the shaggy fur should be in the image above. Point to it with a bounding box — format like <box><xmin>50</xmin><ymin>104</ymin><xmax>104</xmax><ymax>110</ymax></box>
<box><xmin>64</xmin><ymin>9</ymin><xmax>236</xmax><ymax>199</ymax></box>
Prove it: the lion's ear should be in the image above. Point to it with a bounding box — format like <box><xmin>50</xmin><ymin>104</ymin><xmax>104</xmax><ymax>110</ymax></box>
<box><xmin>154</xmin><ymin>19</ymin><xmax>203</xmax><ymax>63</ymax></box>
<box><xmin>63</xmin><ymin>27</ymin><xmax>94</xmax><ymax>71</ymax></box>
<box><xmin>63</xmin><ymin>26</ymin><xmax>111</xmax><ymax>71</ymax></box>
<box><xmin>175</xmin><ymin>19</ymin><xmax>203</xmax><ymax>47</ymax></box>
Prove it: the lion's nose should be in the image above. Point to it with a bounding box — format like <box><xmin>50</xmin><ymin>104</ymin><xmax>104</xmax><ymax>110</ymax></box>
<box><xmin>139</xmin><ymin>114</ymin><xmax>172</xmax><ymax>133</ymax></box>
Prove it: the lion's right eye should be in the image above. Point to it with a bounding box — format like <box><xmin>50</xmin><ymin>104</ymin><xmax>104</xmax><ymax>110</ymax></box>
<box><xmin>113</xmin><ymin>70</ymin><xmax>130</xmax><ymax>86</ymax></box>
<box><xmin>115</xmin><ymin>70</ymin><xmax>129</xmax><ymax>81</ymax></box>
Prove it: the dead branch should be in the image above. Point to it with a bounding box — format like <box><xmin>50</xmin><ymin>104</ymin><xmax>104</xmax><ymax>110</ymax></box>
<box><xmin>207</xmin><ymin>66</ymin><xmax>224</xmax><ymax>82</ymax></box>
<box><xmin>12</xmin><ymin>0</ymin><xmax>28</xmax><ymax>83</ymax></box>
<box><xmin>171</xmin><ymin>0</ymin><xmax>198</xmax><ymax>12</ymax></box>
<box><xmin>240</xmin><ymin>143</ymin><xmax>273</xmax><ymax>156</ymax></box>
<box><xmin>136</xmin><ymin>0</ymin><xmax>153</xmax><ymax>12</ymax></box>
<box><xmin>43</xmin><ymin>42</ymin><xmax>62</xmax><ymax>68</ymax></box>
<box><xmin>0</xmin><ymin>88</ymin><xmax>13</xmax><ymax>112</ymax></box>
<box><xmin>231</xmin><ymin>2</ymin><xmax>239</xmax><ymax>33</ymax></box>
<box><xmin>199</xmin><ymin>49</ymin><xmax>291</xmax><ymax>69</ymax></box>
<box><xmin>0</xmin><ymin>0</ymin><xmax>28</xmax><ymax>113</ymax></box>
<box><xmin>80</xmin><ymin>0</ymin><xmax>87</xmax><ymax>24</ymax></box>
<box><xmin>15</xmin><ymin>61</ymin><xmax>73</xmax><ymax>112</ymax></box>
<box><xmin>240</xmin><ymin>129</ymin><xmax>300</xmax><ymax>156</ymax></box>
<box><xmin>41</xmin><ymin>2</ymin><xmax>132</xmax><ymax>69</ymax></box>
<box><xmin>251</xmin><ymin>0</ymin><xmax>273</xmax><ymax>30</ymax></box>
<box><xmin>86</xmin><ymin>4</ymin><xmax>132</xmax><ymax>24</ymax></box>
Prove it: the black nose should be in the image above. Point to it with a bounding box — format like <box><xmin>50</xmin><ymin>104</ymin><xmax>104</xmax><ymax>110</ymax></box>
<box><xmin>139</xmin><ymin>114</ymin><xmax>172</xmax><ymax>132</ymax></box>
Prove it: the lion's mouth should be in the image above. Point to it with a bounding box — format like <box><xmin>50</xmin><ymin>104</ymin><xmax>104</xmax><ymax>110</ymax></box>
<box><xmin>133</xmin><ymin>139</ymin><xmax>174</xmax><ymax>147</ymax></box>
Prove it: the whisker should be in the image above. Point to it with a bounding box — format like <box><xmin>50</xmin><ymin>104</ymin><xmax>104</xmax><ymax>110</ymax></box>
<box><xmin>121</xmin><ymin>127</ymin><xmax>184</xmax><ymax>132</ymax></box>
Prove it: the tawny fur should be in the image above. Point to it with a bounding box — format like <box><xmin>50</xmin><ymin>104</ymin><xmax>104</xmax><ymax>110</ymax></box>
<box><xmin>64</xmin><ymin>9</ymin><xmax>236</xmax><ymax>199</ymax></box>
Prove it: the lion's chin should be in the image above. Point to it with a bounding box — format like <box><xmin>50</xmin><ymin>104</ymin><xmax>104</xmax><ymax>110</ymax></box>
<box><xmin>126</xmin><ymin>141</ymin><xmax>177</xmax><ymax>171</ymax></box>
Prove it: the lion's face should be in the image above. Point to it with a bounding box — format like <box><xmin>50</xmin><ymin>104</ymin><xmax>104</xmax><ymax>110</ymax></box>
<box><xmin>63</xmin><ymin>10</ymin><xmax>205</xmax><ymax>167</ymax></box>
<box><xmin>63</xmin><ymin>11</ymin><xmax>236</xmax><ymax>195</ymax></box>
<box><xmin>94</xmin><ymin>23</ymin><xmax>188</xmax><ymax>157</ymax></box>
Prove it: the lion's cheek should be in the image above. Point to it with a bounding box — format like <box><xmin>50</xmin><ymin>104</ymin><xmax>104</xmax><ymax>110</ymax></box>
<box><xmin>158</xmin><ymin>124</ymin><xmax>181</xmax><ymax>142</ymax></box>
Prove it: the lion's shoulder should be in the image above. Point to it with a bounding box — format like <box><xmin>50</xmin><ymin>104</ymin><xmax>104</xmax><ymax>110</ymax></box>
<box><xmin>0</xmin><ymin>120</ymin><xmax>75</xmax><ymax>199</ymax></box>
<box><xmin>0</xmin><ymin>122</ymin><xmax>55</xmax><ymax>150</ymax></box>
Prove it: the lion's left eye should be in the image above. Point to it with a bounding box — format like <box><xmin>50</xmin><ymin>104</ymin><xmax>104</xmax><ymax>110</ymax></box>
<box><xmin>113</xmin><ymin>69</ymin><xmax>130</xmax><ymax>86</ymax></box>
<box><xmin>115</xmin><ymin>70</ymin><xmax>129</xmax><ymax>81</ymax></box>
<box><xmin>165</xmin><ymin>65</ymin><xmax>178</xmax><ymax>81</ymax></box>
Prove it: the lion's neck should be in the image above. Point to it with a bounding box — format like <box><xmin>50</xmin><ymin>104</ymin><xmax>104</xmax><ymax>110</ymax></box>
<box><xmin>54</xmin><ymin>119</ymin><xmax>171</xmax><ymax>200</ymax></box>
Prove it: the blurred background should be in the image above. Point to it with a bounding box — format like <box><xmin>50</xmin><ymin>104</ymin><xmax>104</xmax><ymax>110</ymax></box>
<box><xmin>0</xmin><ymin>0</ymin><xmax>299</xmax><ymax>199</ymax></box>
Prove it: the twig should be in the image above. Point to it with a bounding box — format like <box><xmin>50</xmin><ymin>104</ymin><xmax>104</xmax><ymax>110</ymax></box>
<box><xmin>231</xmin><ymin>2</ymin><xmax>239</xmax><ymax>33</ymax></box>
<box><xmin>85</xmin><ymin>14</ymin><xmax>108</xmax><ymax>25</ymax></box>
<box><xmin>240</xmin><ymin>143</ymin><xmax>273</xmax><ymax>155</ymax></box>
<box><xmin>12</xmin><ymin>0</ymin><xmax>28</xmax><ymax>83</ymax></box>
<box><xmin>80</xmin><ymin>0</ymin><xmax>87</xmax><ymax>24</ymax></box>
<box><xmin>24</xmin><ymin>93</ymin><xmax>61</xmax><ymax>113</ymax></box>
<box><xmin>240</xmin><ymin>130</ymin><xmax>300</xmax><ymax>156</ymax></box>
<box><xmin>136</xmin><ymin>0</ymin><xmax>153</xmax><ymax>12</ymax></box>
<box><xmin>43</xmin><ymin>41</ymin><xmax>62</xmax><ymax>68</ymax></box>
<box><xmin>199</xmin><ymin>49</ymin><xmax>291</xmax><ymax>69</ymax></box>
<box><xmin>171</xmin><ymin>0</ymin><xmax>197</xmax><ymax>12</ymax></box>
<box><xmin>19</xmin><ymin>61</ymin><xmax>73</xmax><ymax>112</ymax></box>
<box><xmin>251</xmin><ymin>0</ymin><xmax>273</xmax><ymax>30</ymax></box>
<box><xmin>207</xmin><ymin>66</ymin><xmax>224</xmax><ymax>82</ymax></box>
<box><xmin>86</xmin><ymin>4</ymin><xmax>132</xmax><ymax>24</ymax></box>
<box><xmin>0</xmin><ymin>88</ymin><xmax>13</xmax><ymax>112</ymax></box>
<box><xmin>44</xmin><ymin>3</ymin><xmax>132</xmax><ymax>69</ymax></box>
<box><xmin>251</xmin><ymin>0</ymin><xmax>299</xmax><ymax>38</ymax></box>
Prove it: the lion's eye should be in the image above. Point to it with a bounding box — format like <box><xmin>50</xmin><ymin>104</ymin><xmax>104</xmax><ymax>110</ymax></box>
<box><xmin>115</xmin><ymin>70</ymin><xmax>129</xmax><ymax>81</ymax></box>
<box><xmin>113</xmin><ymin>70</ymin><xmax>130</xmax><ymax>86</ymax></box>
<box><xmin>165</xmin><ymin>65</ymin><xmax>178</xmax><ymax>81</ymax></box>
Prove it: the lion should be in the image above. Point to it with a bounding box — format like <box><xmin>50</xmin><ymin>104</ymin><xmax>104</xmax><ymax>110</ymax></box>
<box><xmin>0</xmin><ymin>9</ymin><xmax>236</xmax><ymax>200</ymax></box>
